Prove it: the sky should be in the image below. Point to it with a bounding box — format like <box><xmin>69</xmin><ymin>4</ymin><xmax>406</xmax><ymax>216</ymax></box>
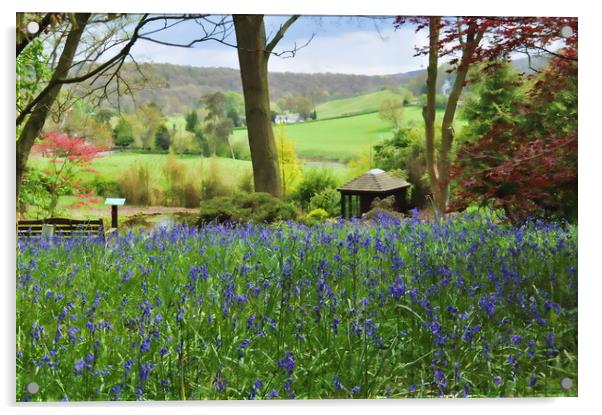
<box><xmin>129</xmin><ymin>15</ymin><xmax>430</xmax><ymax>76</ymax></box>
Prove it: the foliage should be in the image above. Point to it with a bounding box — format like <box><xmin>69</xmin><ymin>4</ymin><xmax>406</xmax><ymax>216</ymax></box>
<box><xmin>136</xmin><ymin>102</ymin><xmax>165</xmax><ymax>149</ymax></box>
<box><xmin>118</xmin><ymin>163</ymin><xmax>162</xmax><ymax>206</ymax></box>
<box><xmin>308</xmin><ymin>188</ymin><xmax>340</xmax><ymax>217</ymax></box>
<box><xmin>346</xmin><ymin>146</ymin><xmax>373</xmax><ymax>178</ymax></box>
<box><xmin>163</xmin><ymin>154</ymin><xmax>202</xmax><ymax>208</ymax></box>
<box><xmin>378</xmin><ymin>97</ymin><xmax>404</xmax><ymax>130</ymax></box>
<box><xmin>201</xmin><ymin>157</ymin><xmax>234</xmax><ymax>199</ymax></box>
<box><xmin>154</xmin><ymin>125</ymin><xmax>171</xmax><ymax>151</ymax></box>
<box><xmin>185</xmin><ymin>110</ymin><xmax>199</xmax><ymax>132</ymax></box>
<box><xmin>277</xmin><ymin>94</ymin><xmax>313</xmax><ymax>120</ymax></box>
<box><xmin>275</xmin><ymin>126</ymin><xmax>302</xmax><ymax>197</ymax></box>
<box><xmin>16</xmin><ymin>37</ymin><xmax>51</xmax><ymax>124</ymax></box>
<box><xmin>304</xmin><ymin>208</ymin><xmax>329</xmax><ymax>225</ymax></box>
<box><xmin>47</xmin><ymin>101</ymin><xmax>114</xmax><ymax>147</ymax></box>
<box><xmin>30</xmin><ymin>132</ymin><xmax>106</xmax><ymax>217</ymax></box>
<box><xmin>292</xmin><ymin>169</ymin><xmax>339</xmax><ymax>210</ymax></box>
<box><xmin>17</xmin><ymin>166</ymin><xmax>52</xmax><ymax>218</ymax></box>
<box><xmin>86</xmin><ymin>176</ymin><xmax>121</xmax><ymax>198</ymax></box>
<box><xmin>198</xmin><ymin>192</ymin><xmax>297</xmax><ymax>224</ymax></box>
<box><xmin>451</xmin><ymin>56</ymin><xmax>577</xmax><ymax>223</ymax></box>
<box><xmin>16</xmin><ymin>214</ymin><xmax>577</xmax><ymax>400</ymax></box>
<box><xmin>461</xmin><ymin>62</ymin><xmax>525</xmax><ymax>143</ymax></box>
<box><xmin>224</xmin><ymin>91</ymin><xmax>245</xmax><ymax>127</ymax></box>
<box><xmin>374</xmin><ymin>128</ymin><xmax>430</xmax><ymax>209</ymax></box>
<box><xmin>237</xmin><ymin>168</ymin><xmax>255</xmax><ymax>193</ymax></box>
<box><xmin>170</xmin><ymin>131</ymin><xmax>198</xmax><ymax>155</ymax></box>
<box><xmin>202</xmin><ymin>92</ymin><xmax>234</xmax><ymax>156</ymax></box>
<box><xmin>113</xmin><ymin>117</ymin><xmax>134</xmax><ymax>147</ymax></box>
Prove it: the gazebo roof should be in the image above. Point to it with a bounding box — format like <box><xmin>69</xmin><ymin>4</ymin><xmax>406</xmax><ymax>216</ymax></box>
<box><xmin>337</xmin><ymin>169</ymin><xmax>410</xmax><ymax>193</ymax></box>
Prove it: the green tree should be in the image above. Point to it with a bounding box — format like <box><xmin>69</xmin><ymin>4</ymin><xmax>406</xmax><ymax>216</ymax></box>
<box><xmin>113</xmin><ymin>117</ymin><xmax>134</xmax><ymax>147</ymax></box>
<box><xmin>275</xmin><ymin>125</ymin><xmax>301</xmax><ymax>197</ymax></box>
<box><xmin>155</xmin><ymin>124</ymin><xmax>171</xmax><ymax>150</ymax></box>
<box><xmin>185</xmin><ymin>109</ymin><xmax>199</xmax><ymax>132</ymax></box>
<box><xmin>378</xmin><ymin>97</ymin><xmax>404</xmax><ymax>130</ymax></box>
<box><xmin>374</xmin><ymin>127</ymin><xmax>429</xmax><ymax>209</ymax></box>
<box><xmin>202</xmin><ymin>92</ymin><xmax>234</xmax><ymax>157</ymax></box>
<box><xmin>461</xmin><ymin>61</ymin><xmax>524</xmax><ymax>142</ymax></box>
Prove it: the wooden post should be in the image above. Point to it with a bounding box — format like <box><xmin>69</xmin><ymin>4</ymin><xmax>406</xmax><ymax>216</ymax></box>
<box><xmin>341</xmin><ymin>193</ymin><xmax>346</xmax><ymax>218</ymax></box>
<box><xmin>111</xmin><ymin>205</ymin><xmax>118</xmax><ymax>228</ymax></box>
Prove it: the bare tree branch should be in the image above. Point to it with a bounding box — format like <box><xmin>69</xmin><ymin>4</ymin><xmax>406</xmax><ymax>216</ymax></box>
<box><xmin>266</xmin><ymin>15</ymin><xmax>300</xmax><ymax>54</ymax></box>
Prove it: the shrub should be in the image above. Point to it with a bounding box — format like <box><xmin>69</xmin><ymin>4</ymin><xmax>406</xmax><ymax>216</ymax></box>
<box><xmin>231</xmin><ymin>140</ymin><xmax>251</xmax><ymax>160</ymax></box>
<box><xmin>118</xmin><ymin>163</ymin><xmax>163</xmax><ymax>206</ymax></box>
<box><xmin>238</xmin><ymin>168</ymin><xmax>254</xmax><ymax>193</ymax></box>
<box><xmin>113</xmin><ymin>117</ymin><xmax>134</xmax><ymax>147</ymax></box>
<box><xmin>170</xmin><ymin>130</ymin><xmax>197</xmax><ymax>154</ymax></box>
<box><xmin>163</xmin><ymin>156</ymin><xmax>203</xmax><ymax>208</ymax></box>
<box><xmin>198</xmin><ymin>192</ymin><xmax>297</xmax><ymax>225</ymax></box>
<box><xmin>292</xmin><ymin>169</ymin><xmax>339</xmax><ymax>209</ymax></box>
<box><xmin>309</xmin><ymin>188</ymin><xmax>340</xmax><ymax>217</ymax></box>
<box><xmin>155</xmin><ymin>125</ymin><xmax>171</xmax><ymax>151</ymax></box>
<box><xmin>88</xmin><ymin>176</ymin><xmax>121</xmax><ymax>198</ymax></box>
<box><xmin>275</xmin><ymin>126</ymin><xmax>302</xmax><ymax>197</ymax></box>
<box><xmin>202</xmin><ymin>157</ymin><xmax>233</xmax><ymax>199</ymax></box>
<box><xmin>304</xmin><ymin>208</ymin><xmax>329</xmax><ymax>226</ymax></box>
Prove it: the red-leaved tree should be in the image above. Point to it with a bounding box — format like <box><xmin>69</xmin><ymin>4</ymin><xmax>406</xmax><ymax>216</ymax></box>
<box><xmin>394</xmin><ymin>16</ymin><xmax>578</xmax><ymax>214</ymax></box>
<box><xmin>450</xmin><ymin>53</ymin><xmax>577</xmax><ymax>222</ymax></box>
<box><xmin>29</xmin><ymin>132</ymin><xmax>107</xmax><ymax>217</ymax></box>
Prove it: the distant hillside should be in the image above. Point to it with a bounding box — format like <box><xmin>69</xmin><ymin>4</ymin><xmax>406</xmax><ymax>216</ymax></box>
<box><xmin>95</xmin><ymin>56</ymin><xmax>549</xmax><ymax>116</ymax></box>
<box><xmin>101</xmin><ymin>63</ymin><xmax>422</xmax><ymax>115</ymax></box>
<box><xmin>315</xmin><ymin>90</ymin><xmax>404</xmax><ymax>120</ymax></box>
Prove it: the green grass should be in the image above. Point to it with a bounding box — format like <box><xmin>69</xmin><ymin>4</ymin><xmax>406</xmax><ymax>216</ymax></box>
<box><xmin>231</xmin><ymin>107</ymin><xmax>445</xmax><ymax>161</ymax></box>
<box><xmin>315</xmin><ymin>90</ymin><xmax>404</xmax><ymax>120</ymax></box>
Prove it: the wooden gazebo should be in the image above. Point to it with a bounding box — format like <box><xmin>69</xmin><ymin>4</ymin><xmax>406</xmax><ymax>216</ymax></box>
<box><xmin>337</xmin><ymin>169</ymin><xmax>410</xmax><ymax>218</ymax></box>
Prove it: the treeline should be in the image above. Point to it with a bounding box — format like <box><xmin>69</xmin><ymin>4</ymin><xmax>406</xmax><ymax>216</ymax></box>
<box><xmin>46</xmin><ymin>91</ymin><xmax>249</xmax><ymax>159</ymax></box>
<box><xmin>86</xmin><ymin>63</ymin><xmax>424</xmax><ymax>115</ymax></box>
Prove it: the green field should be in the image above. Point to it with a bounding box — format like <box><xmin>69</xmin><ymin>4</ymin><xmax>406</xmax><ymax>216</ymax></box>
<box><xmin>231</xmin><ymin>107</ymin><xmax>443</xmax><ymax>161</ymax></box>
<box><xmin>315</xmin><ymin>89</ymin><xmax>404</xmax><ymax>120</ymax></box>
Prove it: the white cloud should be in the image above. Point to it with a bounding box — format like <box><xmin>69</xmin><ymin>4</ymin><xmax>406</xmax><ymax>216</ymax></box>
<box><xmin>131</xmin><ymin>25</ymin><xmax>430</xmax><ymax>75</ymax></box>
<box><xmin>269</xmin><ymin>26</ymin><xmax>429</xmax><ymax>75</ymax></box>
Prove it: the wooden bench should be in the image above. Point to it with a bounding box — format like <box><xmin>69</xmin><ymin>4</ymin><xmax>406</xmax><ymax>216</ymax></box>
<box><xmin>17</xmin><ymin>218</ymin><xmax>106</xmax><ymax>241</ymax></box>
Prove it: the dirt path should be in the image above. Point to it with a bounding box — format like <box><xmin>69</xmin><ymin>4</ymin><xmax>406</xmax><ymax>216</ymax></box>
<box><xmin>73</xmin><ymin>205</ymin><xmax>199</xmax><ymax>219</ymax></box>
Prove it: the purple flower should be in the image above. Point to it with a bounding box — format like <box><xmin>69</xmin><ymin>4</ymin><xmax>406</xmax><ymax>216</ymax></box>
<box><xmin>333</xmin><ymin>375</ymin><xmax>342</xmax><ymax>391</ymax></box>
<box><xmin>74</xmin><ymin>359</ymin><xmax>86</xmax><ymax>375</ymax></box>
<box><xmin>277</xmin><ymin>351</ymin><xmax>295</xmax><ymax>376</ymax></box>
<box><xmin>351</xmin><ymin>386</ymin><xmax>361</xmax><ymax>394</ymax></box>
<box><xmin>140</xmin><ymin>337</ymin><xmax>152</xmax><ymax>352</ymax></box>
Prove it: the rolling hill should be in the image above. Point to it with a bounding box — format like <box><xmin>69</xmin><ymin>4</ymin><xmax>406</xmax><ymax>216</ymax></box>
<box><xmin>314</xmin><ymin>90</ymin><xmax>405</xmax><ymax>120</ymax></box>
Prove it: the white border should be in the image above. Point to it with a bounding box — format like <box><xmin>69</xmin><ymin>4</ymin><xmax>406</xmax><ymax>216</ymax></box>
<box><xmin>2</xmin><ymin>1</ymin><xmax>598</xmax><ymax>415</ymax></box>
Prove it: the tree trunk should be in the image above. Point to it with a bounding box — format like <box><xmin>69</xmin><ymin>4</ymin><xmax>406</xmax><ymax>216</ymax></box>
<box><xmin>16</xmin><ymin>13</ymin><xmax>90</xmax><ymax>200</ymax></box>
<box><xmin>423</xmin><ymin>17</ymin><xmax>442</xmax><ymax>211</ymax></box>
<box><xmin>233</xmin><ymin>15</ymin><xmax>282</xmax><ymax>198</ymax></box>
<box><xmin>436</xmin><ymin>26</ymin><xmax>480</xmax><ymax>213</ymax></box>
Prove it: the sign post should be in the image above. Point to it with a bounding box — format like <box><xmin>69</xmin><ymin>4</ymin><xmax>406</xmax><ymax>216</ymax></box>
<box><xmin>104</xmin><ymin>198</ymin><xmax>126</xmax><ymax>228</ymax></box>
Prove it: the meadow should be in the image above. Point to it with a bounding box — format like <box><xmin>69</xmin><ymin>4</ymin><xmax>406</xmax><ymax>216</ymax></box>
<box><xmin>314</xmin><ymin>90</ymin><xmax>406</xmax><ymax>120</ymax></box>
<box><xmin>16</xmin><ymin>212</ymin><xmax>577</xmax><ymax>401</ymax></box>
<box><xmin>230</xmin><ymin>108</ymin><xmax>442</xmax><ymax>161</ymax></box>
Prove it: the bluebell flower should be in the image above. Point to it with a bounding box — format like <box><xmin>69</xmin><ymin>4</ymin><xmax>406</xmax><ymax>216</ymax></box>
<box><xmin>333</xmin><ymin>375</ymin><xmax>342</xmax><ymax>391</ymax></box>
<box><xmin>351</xmin><ymin>386</ymin><xmax>361</xmax><ymax>394</ymax></box>
<box><xmin>277</xmin><ymin>351</ymin><xmax>295</xmax><ymax>376</ymax></box>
